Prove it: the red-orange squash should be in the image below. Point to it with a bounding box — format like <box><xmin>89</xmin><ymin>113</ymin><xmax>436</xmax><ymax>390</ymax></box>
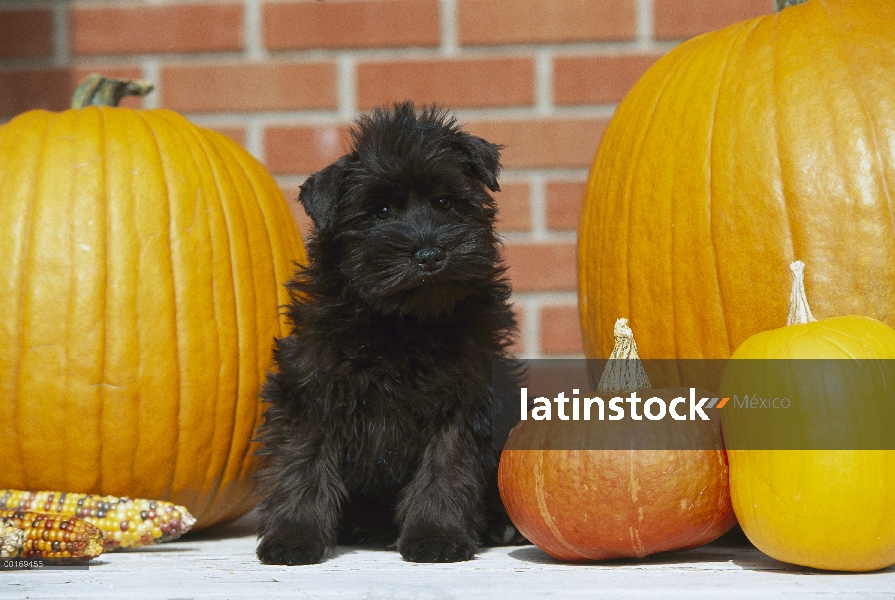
<box><xmin>499</xmin><ymin>320</ymin><xmax>736</xmax><ymax>561</ymax></box>
<box><xmin>578</xmin><ymin>0</ymin><xmax>895</xmax><ymax>360</ymax></box>
<box><xmin>0</xmin><ymin>76</ymin><xmax>306</xmax><ymax>528</ymax></box>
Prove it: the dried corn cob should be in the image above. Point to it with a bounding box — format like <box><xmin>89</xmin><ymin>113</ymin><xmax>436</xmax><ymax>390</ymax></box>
<box><xmin>0</xmin><ymin>490</ymin><xmax>196</xmax><ymax>550</ymax></box>
<box><xmin>1</xmin><ymin>519</ymin><xmax>26</xmax><ymax>557</ymax></box>
<box><xmin>0</xmin><ymin>510</ymin><xmax>103</xmax><ymax>560</ymax></box>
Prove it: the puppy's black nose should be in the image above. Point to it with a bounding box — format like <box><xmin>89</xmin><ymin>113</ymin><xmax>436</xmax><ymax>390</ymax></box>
<box><xmin>414</xmin><ymin>246</ymin><xmax>445</xmax><ymax>272</ymax></box>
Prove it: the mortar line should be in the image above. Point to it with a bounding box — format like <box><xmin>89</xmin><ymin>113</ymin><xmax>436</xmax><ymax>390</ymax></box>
<box><xmin>243</xmin><ymin>0</ymin><xmax>266</xmax><ymax>61</ymax></box>
<box><xmin>523</xmin><ymin>299</ymin><xmax>542</xmax><ymax>359</ymax></box>
<box><xmin>637</xmin><ymin>0</ymin><xmax>654</xmax><ymax>47</ymax></box>
<box><xmin>52</xmin><ymin>0</ymin><xmax>69</xmax><ymax>67</ymax></box>
<box><xmin>337</xmin><ymin>53</ymin><xmax>357</xmax><ymax>120</ymax></box>
<box><xmin>534</xmin><ymin>49</ymin><xmax>553</xmax><ymax>116</ymax></box>
<box><xmin>439</xmin><ymin>0</ymin><xmax>458</xmax><ymax>56</ymax></box>
<box><xmin>142</xmin><ymin>58</ymin><xmax>161</xmax><ymax>108</ymax></box>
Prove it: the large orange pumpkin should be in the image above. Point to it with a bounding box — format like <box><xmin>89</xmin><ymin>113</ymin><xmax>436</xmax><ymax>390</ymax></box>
<box><xmin>578</xmin><ymin>0</ymin><xmax>895</xmax><ymax>360</ymax></box>
<box><xmin>0</xmin><ymin>76</ymin><xmax>306</xmax><ymax>528</ymax></box>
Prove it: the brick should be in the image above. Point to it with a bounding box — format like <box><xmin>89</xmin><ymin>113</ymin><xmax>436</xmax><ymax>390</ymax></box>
<box><xmin>503</xmin><ymin>242</ymin><xmax>577</xmax><ymax>292</ymax></box>
<box><xmin>264</xmin><ymin>124</ymin><xmax>353</xmax><ymax>175</ymax></box>
<box><xmin>0</xmin><ymin>9</ymin><xmax>53</xmax><ymax>59</ymax></box>
<box><xmin>654</xmin><ymin>0</ymin><xmax>773</xmax><ymax>40</ymax></box>
<box><xmin>554</xmin><ymin>53</ymin><xmax>665</xmax><ymax>105</ymax></box>
<box><xmin>264</xmin><ymin>0</ymin><xmax>440</xmax><ymax>51</ymax></box>
<box><xmin>546</xmin><ymin>180</ymin><xmax>586</xmax><ymax>231</ymax></box>
<box><xmin>0</xmin><ymin>69</ymin><xmax>71</xmax><ymax>117</ymax></box>
<box><xmin>71</xmin><ymin>3</ymin><xmax>243</xmax><ymax>55</ymax></box>
<box><xmin>458</xmin><ymin>0</ymin><xmax>635</xmax><ymax>46</ymax></box>
<box><xmin>162</xmin><ymin>62</ymin><xmax>336</xmax><ymax>113</ymax></box>
<box><xmin>357</xmin><ymin>57</ymin><xmax>533</xmax><ymax>110</ymax></box>
<box><xmin>466</xmin><ymin>118</ymin><xmax>608</xmax><ymax>170</ymax></box>
<box><xmin>493</xmin><ymin>182</ymin><xmax>530</xmax><ymax>233</ymax></box>
<box><xmin>540</xmin><ymin>305</ymin><xmax>584</xmax><ymax>355</ymax></box>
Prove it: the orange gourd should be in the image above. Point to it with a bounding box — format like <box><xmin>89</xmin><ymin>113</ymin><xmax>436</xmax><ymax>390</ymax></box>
<box><xmin>499</xmin><ymin>319</ymin><xmax>735</xmax><ymax>561</ymax></box>
<box><xmin>0</xmin><ymin>76</ymin><xmax>305</xmax><ymax>528</ymax></box>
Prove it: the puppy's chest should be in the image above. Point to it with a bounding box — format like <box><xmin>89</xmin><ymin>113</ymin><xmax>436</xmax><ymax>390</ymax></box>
<box><xmin>308</xmin><ymin>316</ymin><xmax>491</xmax><ymax>488</ymax></box>
<box><xmin>341</xmin><ymin>398</ymin><xmax>434</xmax><ymax>488</ymax></box>
<box><xmin>344</xmin><ymin>417</ymin><xmax>430</xmax><ymax>485</ymax></box>
<box><xmin>335</xmin><ymin>360</ymin><xmax>473</xmax><ymax>487</ymax></box>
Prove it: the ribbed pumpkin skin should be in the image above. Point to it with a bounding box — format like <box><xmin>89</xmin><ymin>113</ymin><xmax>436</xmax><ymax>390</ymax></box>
<box><xmin>498</xmin><ymin>389</ymin><xmax>736</xmax><ymax>561</ymax></box>
<box><xmin>0</xmin><ymin>106</ymin><xmax>306</xmax><ymax>528</ymax></box>
<box><xmin>579</xmin><ymin>0</ymin><xmax>895</xmax><ymax>360</ymax></box>
<box><xmin>723</xmin><ymin>316</ymin><xmax>895</xmax><ymax>571</ymax></box>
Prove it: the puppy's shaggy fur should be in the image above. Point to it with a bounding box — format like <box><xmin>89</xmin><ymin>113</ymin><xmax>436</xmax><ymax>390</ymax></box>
<box><xmin>255</xmin><ymin>103</ymin><xmax>520</xmax><ymax>565</ymax></box>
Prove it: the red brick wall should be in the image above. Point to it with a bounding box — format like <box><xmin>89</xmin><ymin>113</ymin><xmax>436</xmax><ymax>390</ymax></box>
<box><xmin>0</xmin><ymin>0</ymin><xmax>774</xmax><ymax>358</ymax></box>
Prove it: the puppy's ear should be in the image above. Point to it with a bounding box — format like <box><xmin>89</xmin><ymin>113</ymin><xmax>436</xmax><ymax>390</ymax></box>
<box><xmin>298</xmin><ymin>157</ymin><xmax>349</xmax><ymax>230</ymax></box>
<box><xmin>454</xmin><ymin>133</ymin><xmax>502</xmax><ymax>193</ymax></box>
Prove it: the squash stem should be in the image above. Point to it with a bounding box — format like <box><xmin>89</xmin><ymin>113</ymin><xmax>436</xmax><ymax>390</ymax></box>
<box><xmin>596</xmin><ymin>318</ymin><xmax>652</xmax><ymax>393</ymax></box>
<box><xmin>786</xmin><ymin>260</ymin><xmax>817</xmax><ymax>326</ymax></box>
<box><xmin>71</xmin><ymin>74</ymin><xmax>154</xmax><ymax>109</ymax></box>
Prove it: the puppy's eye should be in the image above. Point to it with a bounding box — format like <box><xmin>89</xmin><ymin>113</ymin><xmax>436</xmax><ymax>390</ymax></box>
<box><xmin>375</xmin><ymin>205</ymin><xmax>390</xmax><ymax>220</ymax></box>
<box><xmin>434</xmin><ymin>197</ymin><xmax>452</xmax><ymax>210</ymax></box>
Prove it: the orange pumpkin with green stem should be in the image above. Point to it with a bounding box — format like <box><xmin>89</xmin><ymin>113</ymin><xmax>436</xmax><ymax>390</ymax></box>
<box><xmin>0</xmin><ymin>75</ymin><xmax>306</xmax><ymax>528</ymax></box>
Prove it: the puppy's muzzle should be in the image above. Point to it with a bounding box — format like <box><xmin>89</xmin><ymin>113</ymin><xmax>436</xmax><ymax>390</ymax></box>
<box><xmin>414</xmin><ymin>246</ymin><xmax>445</xmax><ymax>273</ymax></box>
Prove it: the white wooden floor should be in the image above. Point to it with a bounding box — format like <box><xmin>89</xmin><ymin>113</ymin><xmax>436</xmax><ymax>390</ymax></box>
<box><xmin>5</xmin><ymin>510</ymin><xmax>894</xmax><ymax>599</ymax></box>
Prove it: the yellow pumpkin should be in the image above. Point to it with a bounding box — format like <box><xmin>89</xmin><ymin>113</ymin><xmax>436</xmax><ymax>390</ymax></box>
<box><xmin>721</xmin><ymin>262</ymin><xmax>895</xmax><ymax>571</ymax></box>
<box><xmin>578</xmin><ymin>0</ymin><xmax>895</xmax><ymax>361</ymax></box>
<box><xmin>0</xmin><ymin>76</ymin><xmax>306</xmax><ymax>528</ymax></box>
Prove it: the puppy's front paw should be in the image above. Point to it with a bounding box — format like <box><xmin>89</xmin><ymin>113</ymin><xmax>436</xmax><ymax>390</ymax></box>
<box><xmin>257</xmin><ymin>523</ymin><xmax>327</xmax><ymax>565</ymax></box>
<box><xmin>397</xmin><ymin>524</ymin><xmax>477</xmax><ymax>563</ymax></box>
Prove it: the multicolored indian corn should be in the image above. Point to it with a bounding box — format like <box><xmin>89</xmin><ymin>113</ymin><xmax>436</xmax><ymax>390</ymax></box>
<box><xmin>0</xmin><ymin>511</ymin><xmax>104</xmax><ymax>559</ymax></box>
<box><xmin>0</xmin><ymin>490</ymin><xmax>196</xmax><ymax>550</ymax></box>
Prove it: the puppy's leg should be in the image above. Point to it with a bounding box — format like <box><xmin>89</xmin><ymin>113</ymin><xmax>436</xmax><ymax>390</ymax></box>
<box><xmin>256</xmin><ymin>425</ymin><xmax>346</xmax><ymax>565</ymax></box>
<box><xmin>396</xmin><ymin>421</ymin><xmax>486</xmax><ymax>562</ymax></box>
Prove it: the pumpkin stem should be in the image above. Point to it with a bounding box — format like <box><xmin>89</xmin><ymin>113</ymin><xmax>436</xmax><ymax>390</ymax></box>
<box><xmin>596</xmin><ymin>318</ymin><xmax>652</xmax><ymax>393</ymax></box>
<box><xmin>786</xmin><ymin>260</ymin><xmax>818</xmax><ymax>326</ymax></box>
<box><xmin>775</xmin><ymin>0</ymin><xmax>808</xmax><ymax>11</ymax></box>
<box><xmin>71</xmin><ymin>74</ymin><xmax>154</xmax><ymax>109</ymax></box>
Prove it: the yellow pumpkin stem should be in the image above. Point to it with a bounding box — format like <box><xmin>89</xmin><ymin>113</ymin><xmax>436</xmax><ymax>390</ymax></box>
<box><xmin>596</xmin><ymin>318</ymin><xmax>652</xmax><ymax>393</ymax></box>
<box><xmin>71</xmin><ymin>74</ymin><xmax>154</xmax><ymax>109</ymax></box>
<box><xmin>786</xmin><ymin>260</ymin><xmax>818</xmax><ymax>326</ymax></box>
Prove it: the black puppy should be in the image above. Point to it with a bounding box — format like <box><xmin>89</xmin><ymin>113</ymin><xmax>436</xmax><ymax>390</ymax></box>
<box><xmin>255</xmin><ymin>102</ymin><xmax>520</xmax><ymax>565</ymax></box>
